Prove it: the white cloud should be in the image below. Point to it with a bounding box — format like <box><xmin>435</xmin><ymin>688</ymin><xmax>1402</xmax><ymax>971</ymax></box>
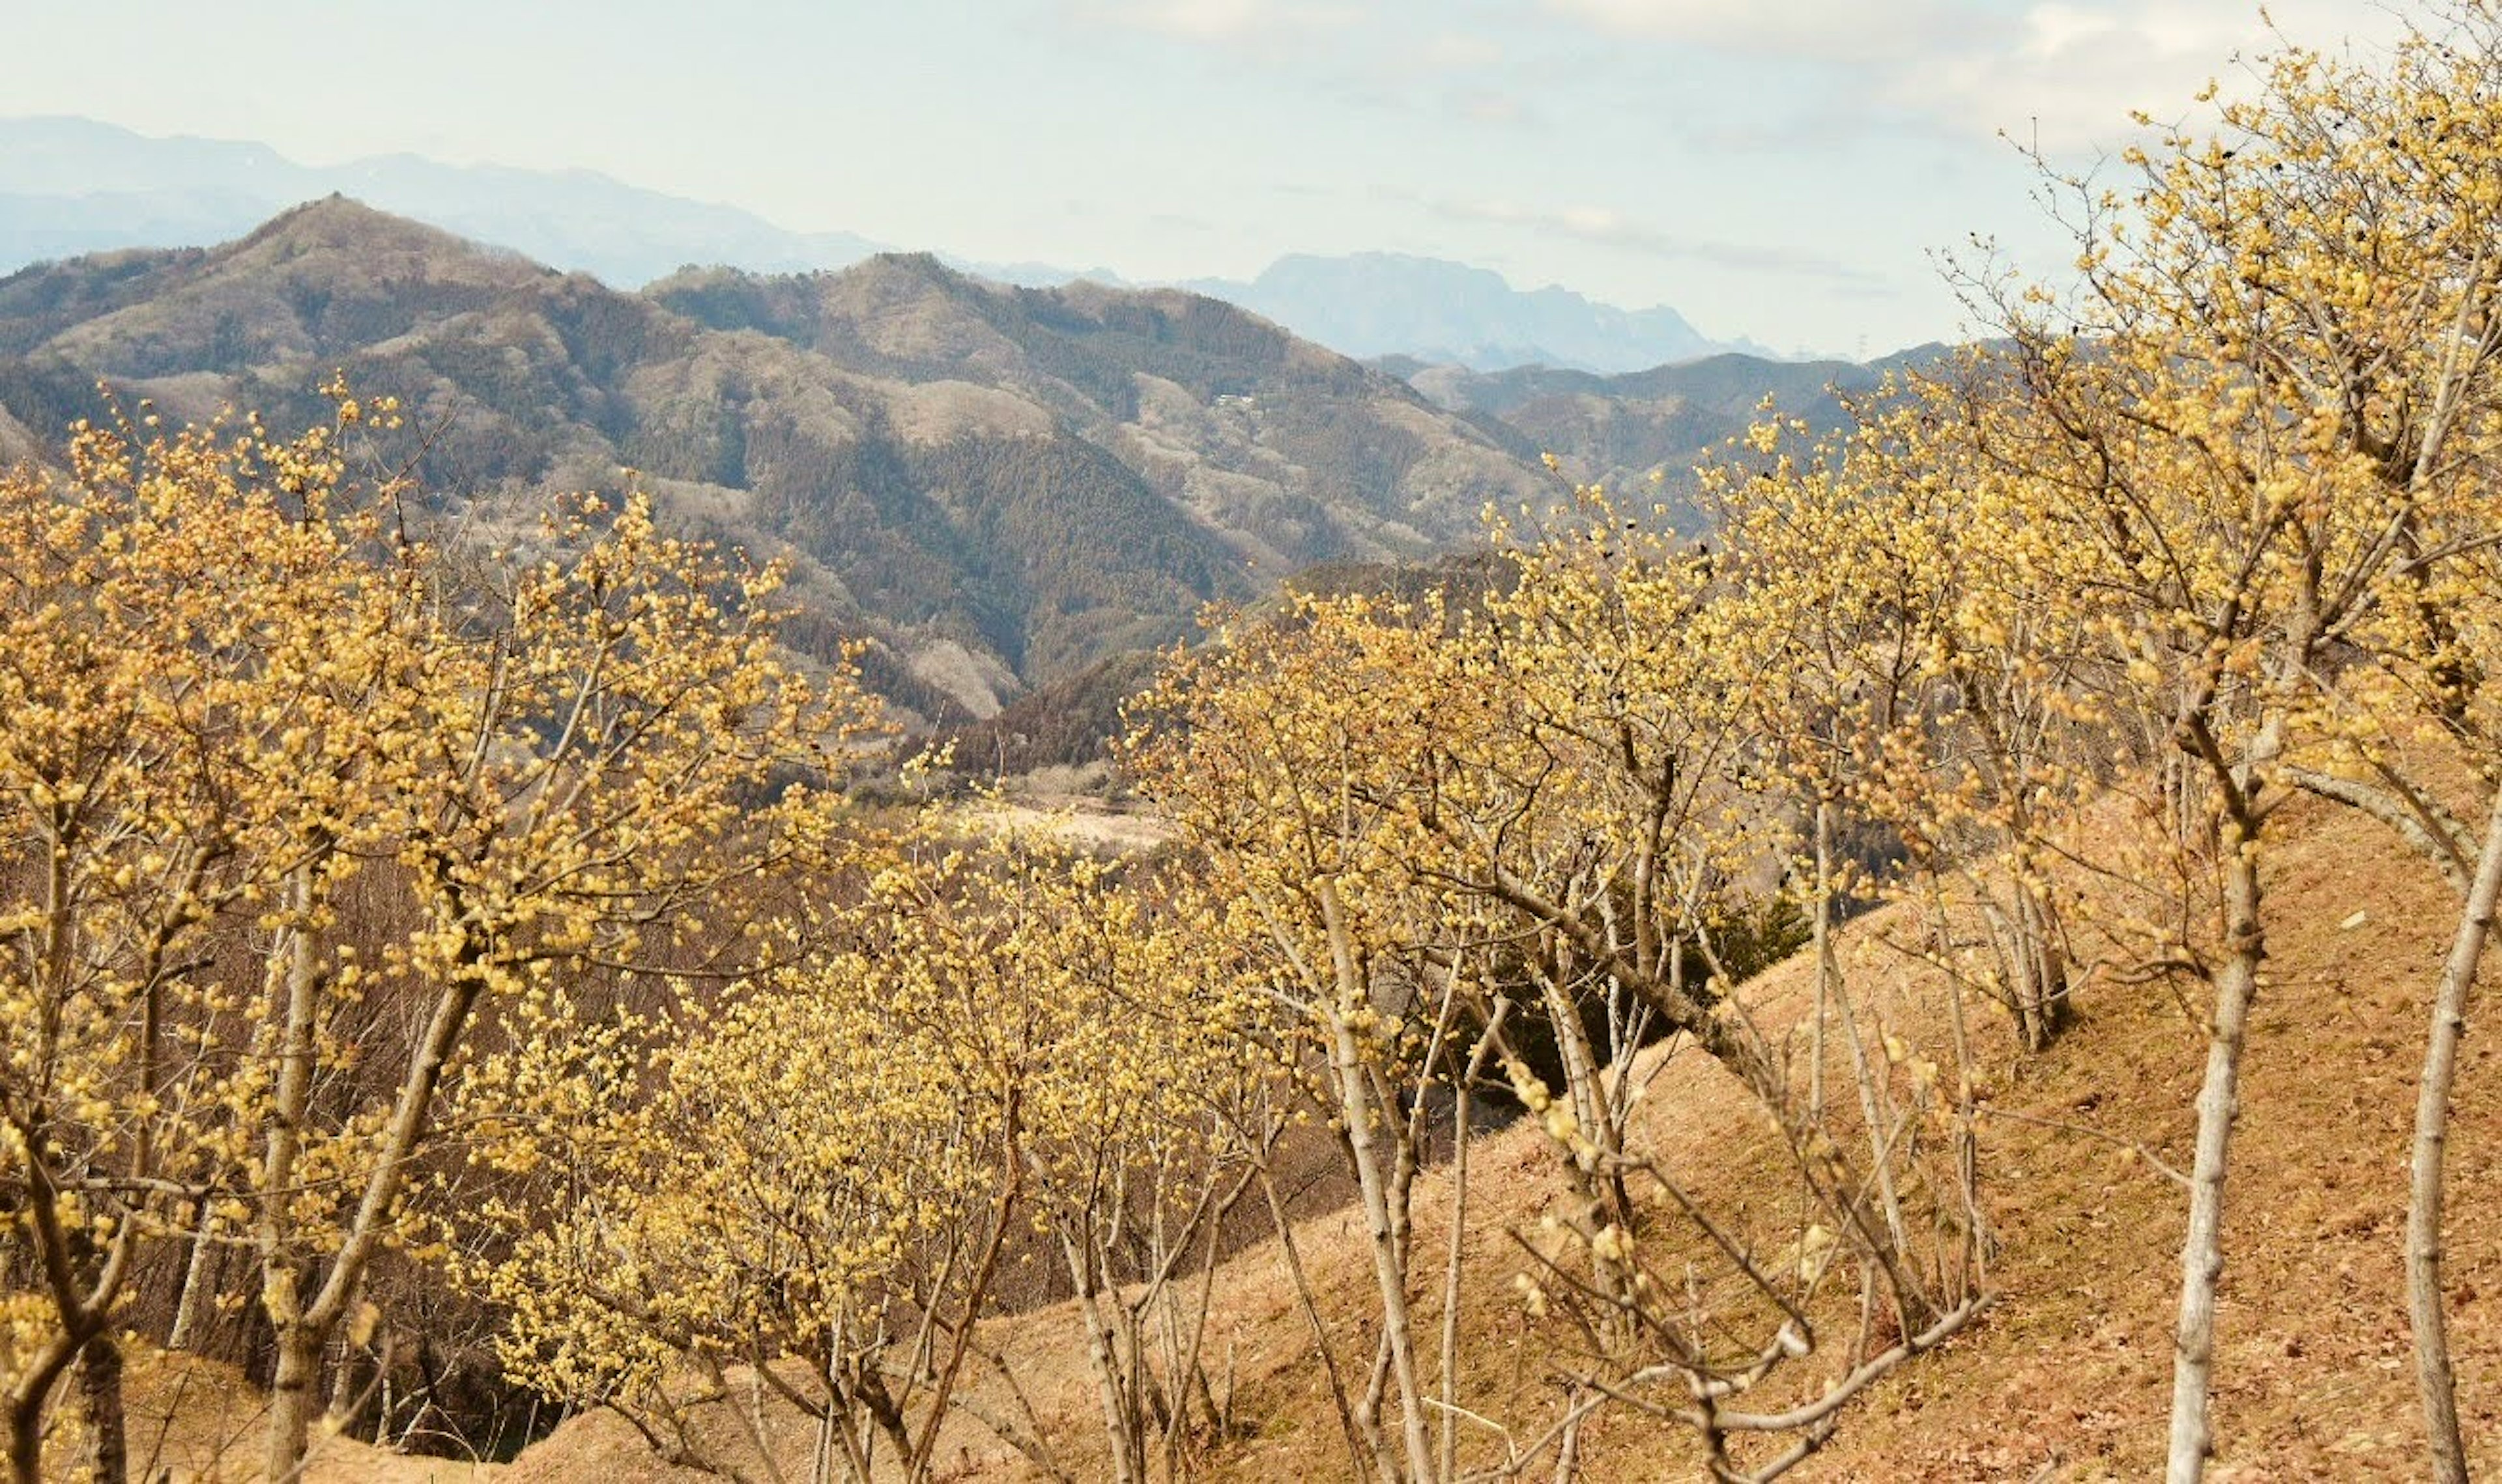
<box><xmin>1538</xmin><ymin>0</ymin><xmax>2413</xmax><ymax>149</ymax></box>
<box><xmin>1932</xmin><ymin>1</ymin><xmax>2413</xmax><ymax>148</ymax></box>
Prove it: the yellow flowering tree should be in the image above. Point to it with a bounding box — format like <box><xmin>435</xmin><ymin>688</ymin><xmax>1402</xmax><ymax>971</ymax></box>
<box><xmin>1011</xmin><ymin>857</ymin><xmax>1269</xmax><ymax>1484</ymax></box>
<box><xmin>1129</xmin><ymin>596</ymin><xmax>1510</xmax><ymax>1484</ymax></box>
<box><xmin>1132</xmin><ymin>570</ymin><xmax>1985</xmax><ymax>1480</ymax></box>
<box><xmin>0</xmin><ymin>395</ymin><xmax>873</xmax><ymax>1483</ymax></box>
<box><xmin>0</xmin><ymin>410</ymin><xmax>418</xmax><ymax>1484</ymax></box>
<box><xmin>1936</xmin><ymin>8</ymin><xmax>2502</xmax><ymax>1475</ymax></box>
<box><xmin>471</xmin><ymin>825</ymin><xmax>1263</xmax><ymax>1484</ymax></box>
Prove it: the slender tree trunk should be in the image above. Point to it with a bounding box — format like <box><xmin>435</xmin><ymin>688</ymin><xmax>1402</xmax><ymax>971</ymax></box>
<box><xmin>2409</xmin><ymin>782</ymin><xmax>2502</xmax><ymax>1484</ymax></box>
<box><xmin>1809</xmin><ymin>799</ymin><xmax>1833</xmax><ymax>1123</ymax></box>
<box><xmin>2165</xmin><ymin>840</ymin><xmax>2264</xmax><ymax>1484</ymax></box>
<box><xmin>259</xmin><ymin>864</ymin><xmax>324</xmax><ymax>1483</ymax></box>
<box><xmin>6</xmin><ymin>1153</ymin><xmax>137</xmax><ymax>1484</ymax></box>
<box><xmin>1329</xmin><ymin>1029</ymin><xmax>1433</xmax><ymax>1483</ymax></box>
<box><xmin>166</xmin><ymin>1196</ymin><xmax>219</xmax><ymax>1352</ymax></box>
<box><xmin>1064</xmin><ymin>1233</ymin><xmax>1143</xmax><ymax>1484</ymax></box>
<box><xmin>1435</xmin><ymin>1002</ymin><xmax>1503</xmax><ymax>1484</ymax></box>
<box><xmin>1437</xmin><ymin>1076</ymin><xmax>1471</xmax><ymax>1484</ymax></box>
<box><xmin>1166</xmin><ymin>1194</ymin><xmax>1231</xmax><ymax>1468</ymax></box>
<box><xmin>7</xmin><ymin>1384</ymin><xmax>46</xmax><ymax>1484</ymax></box>
<box><xmin>1258</xmin><ymin>1159</ymin><xmax>1373</xmax><ymax>1482</ymax></box>
<box><xmin>1314</xmin><ymin>880</ymin><xmax>1432</xmax><ymax>1483</ymax></box>
<box><xmin>6</xmin><ymin>1317</ymin><xmax>90</xmax><ymax>1484</ymax></box>
<box><xmin>2016</xmin><ymin>872</ymin><xmax>2070</xmax><ymax>1048</ymax></box>
<box><xmin>1818</xmin><ymin>799</ymin><xmax>1918</xmax><ymax>1305</ymax></box>
<box><xmin>1931</xmin><ymin>889</ymin><xmax>1989</xmax><ymax>1291</ymax></box>
<box><xmin>328</xmin><ymin>1320</ymin><xmax>364</xmax><ymax>1433</ymax></box>
<box><xmin>267</xmin><ymin>906</ymin><xmax>487</xmax><ymax>1480</ymax></box>
<box><xmin>76</xmin><ymin>1332</ymin><xmax>127</xmax><ymax>1484</ymax></box>
<box><xmin>1974</xmin><ymin>896</ymin><xmax>2030</xmax><ymax>1049</ymax></box>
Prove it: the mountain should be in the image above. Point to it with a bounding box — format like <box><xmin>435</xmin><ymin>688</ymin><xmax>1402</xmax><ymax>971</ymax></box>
<box><xmin>1394</xmin><ymin>353</ymin><xmax>1890</xmax><ymax>528</ymax></box>
<box><xmin>1</xmin><ymin>121</ymin><xmax>1785</xmax><ymax>376</ymax></box>
<box><xmin>0</xmin><ymin>117</ymin><xmax>884</xmax><ymax>288</ymax></box>
<box><xmin>1187</xmin><ymin>252</ymin><xmax>1770</xmax><ymax>375</ymax></box>
<box><xmin>0</xmin><ymin>198</ymin><xmax>1560</xmax><ymax>718</ymax></box>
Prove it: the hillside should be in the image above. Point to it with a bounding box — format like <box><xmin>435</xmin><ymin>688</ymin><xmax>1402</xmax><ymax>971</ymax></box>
<box><xmin>14</xmin><ymin>13</ymin><xmax>2501</xmax><ymax>1484</ymax></box>
<box><xmin>0</xmin><ymin>199</ymin><xmax>1561</xmax><ymax>714</ymax></box>
<box><xmin>1398</xmin><ymin>354</ymin><xmax>1895</xmax><ymax>528</ymax></box>
<box><xmin>169</xmin><ymin>791</ymin><xmax>2486</xmax><ymax>1481</ymax></box>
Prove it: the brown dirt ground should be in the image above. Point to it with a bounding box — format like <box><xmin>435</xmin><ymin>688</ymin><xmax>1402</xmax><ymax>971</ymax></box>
<box><xmin>117</xmin><ymin>1348</ymin><xmax>498</xmax><ymax>1482</ymax></box>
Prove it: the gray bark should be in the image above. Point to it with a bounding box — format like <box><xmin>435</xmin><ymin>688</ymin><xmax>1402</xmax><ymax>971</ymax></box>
<box><xmin>2408</xmin><ymin>781</ymin><xmax>2502</xmax><ymax>1484</ymax></box>
<box><xmin>2164</xmin><ymin>842</ymin><xmax>2264</xmax><ymax>1483</ymax></box>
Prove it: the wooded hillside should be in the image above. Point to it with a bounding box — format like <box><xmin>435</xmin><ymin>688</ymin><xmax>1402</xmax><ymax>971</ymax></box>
<box><xmin>0</xmin><ymin>207</ymin><xmax>1560</xmax><ymax>717</ymax></box>
<box><xmin>9</xmin><ymin>7</ymin><xmax>2502</xmax><ymax>1484</ymax></box>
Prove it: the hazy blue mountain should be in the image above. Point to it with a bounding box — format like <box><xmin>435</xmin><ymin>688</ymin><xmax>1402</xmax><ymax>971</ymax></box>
<box><xmin>0</xmin><ymin>115</ymin><xmax>308</xmax><ymax>195</ymax></box>
<box><xmin>1187</xmin><ymin>252</ymin><xmax>1769</xmax><ymax>375</ymax></box>
<box><xmin>0</xmin><ymin>187</ymin><xmax>278</xmax><ymax>271</ymax></box>
<box><xmin>2</xmin><ymin>120</ymin><xmax>1783</xmax><ymax>375</ymax></box>
<box><xmin>947</xmin><ymin>256</ymin><xmax>1131</xmax><ymax>289</ymax></box>
<box><xmin>0</xmin><ymin>117</ymin><xmax>884</xmax><ymax>286</ymax></box>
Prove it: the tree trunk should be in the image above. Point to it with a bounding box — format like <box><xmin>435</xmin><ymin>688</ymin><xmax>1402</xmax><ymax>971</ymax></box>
<box><xmin>5</xmin><ymin>1327</ymin><xmax>82</xmax><ymax>1484</ymax></box>
<box><xmin>1314</xmin><ymin>880</ymin><xmax>1431</xmax><ymax>1483</ymax></box>
<box><xmin>1809</xmin><ymin>801</ymin><xmax>1833</xmax><ymax>1124</ymax></box>
<box><xmin>1329</xmin><ymin>1029</ymin><xmax>1433</xmax><ymax>1483</ymax></box>
<box><xmin>1818</xmin><ymin>798</ymin><xmax>1919</xmax><ymax>1309</ymax></box>
<box><xmin>1974</xmin><ymin>896</ymin><xmax>2032</xmax><ymax>1049</ymax></box>
<box><xmin>7</xmin><ymin>1388</ymin><xmax>43</xmax><ymax>1484</ymax></box>
<box><xmin>2017</xmin><ymin>874</ymin><xmax>2071</xmax><ymax>1048</ymax></box>
<box><xmin>2165</xmin><ymin>841</ymin><xmax>2264</xmax><ymax>1483</ymax></box>
<box><xmin>328</xmin><ymin>1332</ymin><xmax>364</xmax><ymax>1436</ymax></box>
<box><xmin>258</xmin><ymin>864</ymin><xmax>324</xmax><ymax>1482</ymax></box>
<box><xmin>265</xmin><ymin>1329</ymin><xmax>321</xmax><ymax>1482</ymax></box>
<box><xmin>1258</xmin><ymin>1157</ymin><xmax>1373</xmax><ymax>1481</ymax></box>
<box><xmin>2409</xmin><ymin>781</ymin><xmax>2502</xmax><ymax>1484</ymax></box>
<box><xmin>1064</xmin><ymin>1233</ymin><xmax>1144</xmax><ymax>1484</ymax></box>
<box><xmin>1437</xmin><ymin>1076</ymin><xmax>1471</xmax><ymax>1484</ymax></box>
<box><xmin>265</xmin><ymin>906</ymin><xmax>487</xmax><ymax>1479</ymax></box>
<box><xmin>76</xmin><ymin>1332</ymin><xmax>126</xmax><ymax>1484</ymax></box>
<box><xmin>166</xmin><ymin>1197</ymin><xmax>219</xmax><ymax>1352</ymax></box>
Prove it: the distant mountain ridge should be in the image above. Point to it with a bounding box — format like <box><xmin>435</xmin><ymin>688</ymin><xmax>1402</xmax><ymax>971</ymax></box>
<box><xmin>0</xmin><ymin>119</ymin><xmax>1768</xmax><ymax>375</ymax></box>
<box><xmin>1186</xmin><ymin>252</ymin><xmax>1775</xmax><ymax>375</ymax></box>
<box><xmin>1387</xmin><ymin>349</ymin><xmax>1953</xmax><ymax>528</ymax></box>
<box><xmin>0</xmin><ymin>116</ymin><xmax>887</xmax><ymax>290</ymax></box>
<box><xmin>0</xmin><ymin>198</ymin><xmax>1561</xmax><ymax>720</ymax></box>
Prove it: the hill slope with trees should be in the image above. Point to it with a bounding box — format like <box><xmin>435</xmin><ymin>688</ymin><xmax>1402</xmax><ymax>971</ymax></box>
<box><xmin>0</xmin><ymin>200</ymin><xmax>1560</xmax><ymax>715</ymax></box>
<box><xmin>11</xmin><ymin>8</ymin><xmax>2502</xmax><ymax>1484</ymax></box>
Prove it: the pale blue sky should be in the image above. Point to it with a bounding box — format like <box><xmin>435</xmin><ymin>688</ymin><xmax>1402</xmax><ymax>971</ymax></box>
<box><xmin>1</xmin><ymin>0</ymin><xmax>2394</xmax><ymax>356</ymax></box>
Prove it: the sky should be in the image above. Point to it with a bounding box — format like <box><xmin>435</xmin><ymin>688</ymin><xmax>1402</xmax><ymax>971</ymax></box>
<box><xmin>0</xmin><ymin>0</ymin><xmax>2406</xmax><ymax>358</ymax></box>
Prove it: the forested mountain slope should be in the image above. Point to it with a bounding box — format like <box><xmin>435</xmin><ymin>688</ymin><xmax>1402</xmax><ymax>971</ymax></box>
<box><xmin>1396</xmin><ymin>350</ymin><xmax>1946</xmax><ymax>528</ymax></box>
<box><xmin>0</xmin><ymin>197</ymin><xmax>1560</xmax><ymax>715</ymax></box>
